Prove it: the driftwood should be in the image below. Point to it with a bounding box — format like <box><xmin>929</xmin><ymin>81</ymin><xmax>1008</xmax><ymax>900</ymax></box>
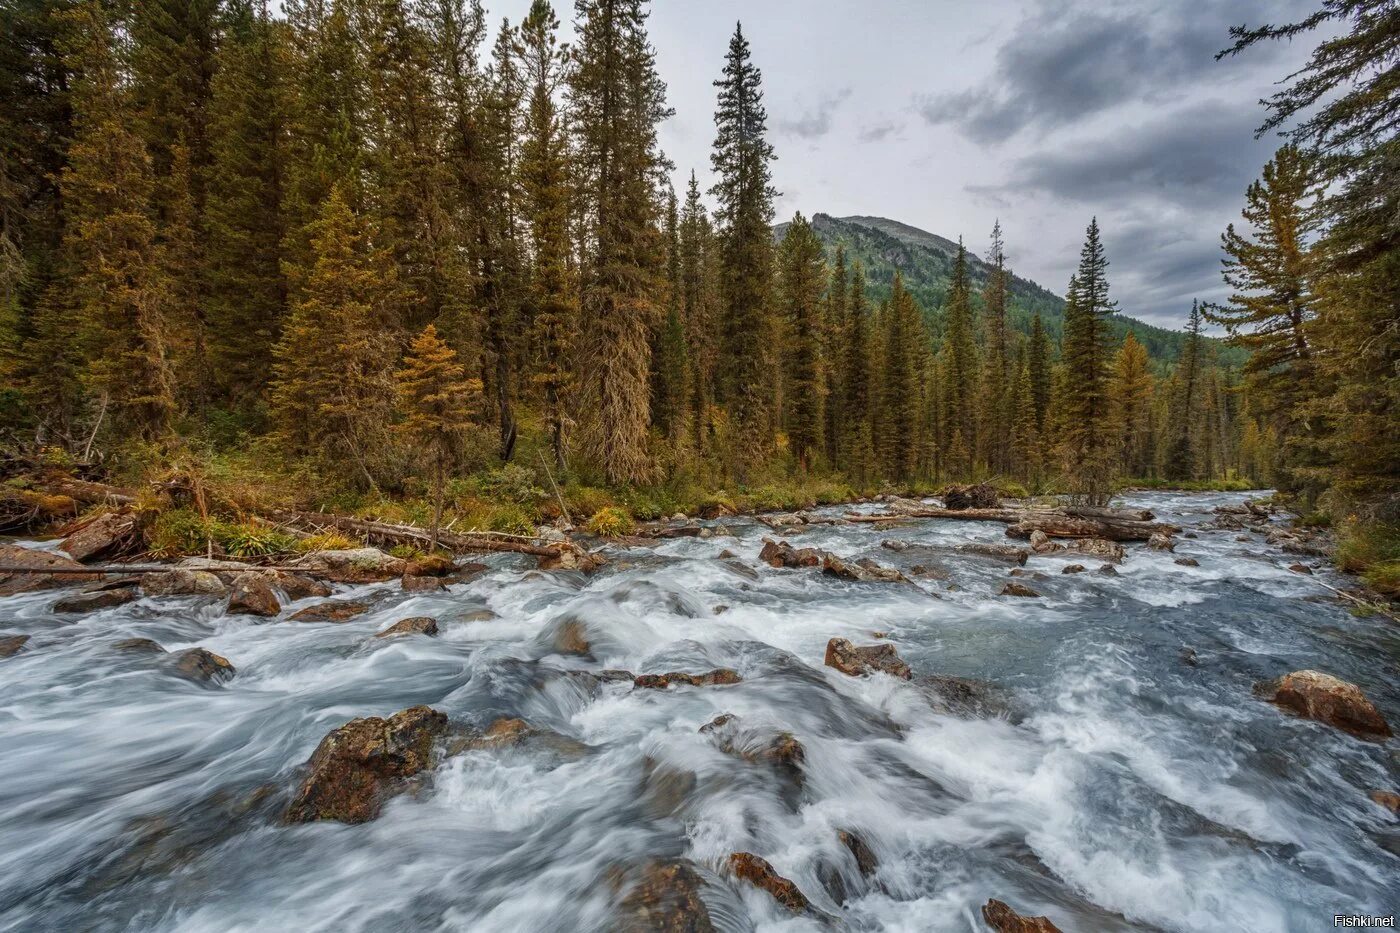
<box><xmin>847</xmin><ymin>506</ymin><xmax>1178</xmax><ymax>542</ymax></box>
<box><xmin>1062</xmin><ymin>505</ymin><xmax>1155</xmax><ymax>523</ymax></box>
<box><xmin>269</xmin><ymin>509</ymin><xmax>579</xmax><ymax>560</ymax></box>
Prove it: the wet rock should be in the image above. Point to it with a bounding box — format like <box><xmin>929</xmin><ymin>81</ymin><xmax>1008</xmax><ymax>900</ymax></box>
<box><xmin>53</xmin><ymin>586</ymin><xmax>138</xmax><ymax>612</ymax></box>
<box><xmin>1174</xmin><ymin>557</ymin><xmax>1200</xmax><ymax>567</ymax></box>
<box><xmin>1061</xmin><ymin>564</ymin><xmax>1086</xmax><ymax>575</ymax></box>
<box><xmin>375</xmin><ymin>616</ymin><xmax>438</xmax><ymax>639</ymax></box>
<box><xmin>1184</xmin><ymin>531</ymin><xmax>1199</xmax><ymax>539</ymax></box>
<box><xmin>168</xmin><ymin>648</ymin><xmax>236</xmax><ymax>684</ymax></box>
<box><xmin>918</xmin><ymin>674</ymin><xmax>1011</xmax><ymax>718</ymax></box>
<box><xmin>549</xmin><ymin>616</ymin><xmax>593</xmax><ymax>656</ymax></box>
<box><xmin>821</xmin><ymin>828</ymin><xmax>880</xmax><ymax>905</ymax></box>
<box><xmin>1097</xmin><ymin>564</ymin><xmax>1119</xmax><ymax>576</ymax></box>
<box><xmin>454</xmin><ymin>717</ymin><xmax>589</xmax><ymax>759</ymax></box>
<box><xmin>226</xmin><ymin>572</ymin><xmax>280</xmax><ymax>617</ymax></box>
<box><xmin>982</xmin><ymin>899</ymin><xmax>1063</xmax><ymax>933</ymax></box>
<box><xmin>616</xmin><ymin>859</ymin><xmax>715</xmax><ymax>932</ymax></box>
<box><xmin>400</xmin><ymin>573</ymin><xmax>445</xmax><ymax>593</ymax></box>
<box><xmin>759</xmin><ymin>538</ymin><xmax>822</xmax><ymax>569</ymax></box>
<box><xmin>1370</xmin><ymin>790</ymin><xmax>1400</xmax><ymax>815</ymax></box>
<box><xmin>268</xmin><ymin>571</ymin><xmax>331</xmax><ymax>601</ymax></box>
<box><xmin>405</xmin><ymin>554</ymin><xmax>455</xmax><ymax>577</ymax></box>
<box><xmin>727</xmin><ymin>852</ymin><xmax>813</xmax><ymax>914</ymax></box>
<box><xmin>1288</xmin><ymin>563</ymin><xmax>1313</xmax><ymax>575</ymax></box>
<box><xmin>701</xmin><ymin>714</ymin><xmax>805</xmax><ymax>790</ymax></box>
<box><xmin>1147</xmin><ymin>533</ymin><xmax>1176</xmax><ymax>552</ymax></box>
<box><xmin>1000</xmin><ymin>581</ymin><xmax>1041</xmax><ymax>598</ymax></box>
<box><xmin>942</xmin><ymin>482</ymin><xmax>999</xmax><ymax>511</ymax></box>
<box><xmin>60</xmin><ymin>510</ymin><xmax>141</xmax><ymax>562</ymax></box>
<box><xmin>283</xmin><ymin>705</ymin><xmax>448</xmax><ymax>824</ymax></box>
<box><xmin>458</xmin><ymin>608</ymin><xmax>498</xmax><ymax>623</ymax></box>
<box><xmin>720</xmin><ymin>559</ymin><xmax>759</xmax><ymax>581</ymax></box>
<box><xmin>1028</xmin><ymin>529</ymin><xmax>1053</xmax><ymax>553</ymax></box>
<box><xmin>825</xmin><ymin>637</ymin><xmax>912</xmax><ymax>680</ymax></box>
<box><xmin>712</xmin><ymin>604</ymin><xmax>729</xmax><ymax>614</ymax></box>
<box><xmin>141</xmin><ymin>568</ymin><xmax>227</xmax><ymax>597</ymax></box>
<box><xmin>1255</xmin><ymin>670</ymin><xmax>1392</xmax><ymax>740</ymax></box>
<box><xmin>823</xmin><ymin>553</ymin><xmax>908</xmax><ymax>583</ymax></box>
<box><xmin>0</xmin><ymin>544</ymin><xmax>99</xmax><ymax>596</ymax></box>
<box><xmin>839</xmin><ymin>830</ymin><xmax>878</xmax><ymax>878</ymax></box>
<box><xmin>881</xmin><ymin>538</ymin><xmax>910</xmax><ymax>552</ymax></box>
<box><xmin>1180</xmin><ymin>647</ymin><xmax>1199</xmax><ymax>667</ymax></box>
<box><xmin>443</xmin><ymin>561</ymin><xmax>490</xmax><ymax>585</ymax></box>
<box><xmin>1061</xmin><ymin>537</ymin><xmax>1125</xmax><ymax>563</ymax></box>
<box><xmin>289</xmin><ymin>600</ymin><xmax>369</xmax><ymax>623</ymax></box>
<box><xmin>114</xmin><ymin>637</ymin><xmax>165</xmax><ymax>654</ymax></box>
<box><xmin>634</xmin><ymin>669</ymin><xmax>741</xmax><ymax>689</ymax></box>
<box><xmin>539</xmin><ymin>543</ymin><xmax>606</xmax><ymax>573</ymax></box>
<box><xmin>958</xmin><ymin>543</ymin><xmax>1029</xmax><ymax>565</ymax></box>
<box><xmin>294</xmin><ymin>548</ymin><xmax>408</xmax><ymax>583</ymax></box>
<box><xmin>909</xmin><ymin>563</ymin><xmax>950</xmax><ymax>581</ymax></box>
<box><xmin>0</xmin><ymin>633</ymin><xmax>31</xmax><ymax>658</ymax></box>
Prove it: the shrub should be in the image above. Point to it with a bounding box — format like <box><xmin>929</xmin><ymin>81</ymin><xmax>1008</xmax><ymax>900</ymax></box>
<box><xmin>389</xmin><ymin>543</ymin><xmax>424</xmax><ymax>560</ymax></box>
<box><xmin>487</xmin><ymin>503</ymin><xmax>536</xmax><ymax>536</ymax></box>
<box><xmin>480</xmin><ymin>464</ymin><xmax>545</xmax><ymax>504</ymax></box>
<box><xmin>294</xmin><ymin>530</ymin><xmax>358</xmax><ymax>553</ymax></box>
<box><xmin>586</xmin><ymin>506</ymin><xmax>634</xmax><ymax>537</ymax></box>
<box><xmin>147</xmin><ymin>508</ymin><xmax>224</xmax><ymax>558</ymax></box>
<box><xmin>223</xmin><ymin>524</ymin><xmax>297</xmax><ymax>559</ymax></box>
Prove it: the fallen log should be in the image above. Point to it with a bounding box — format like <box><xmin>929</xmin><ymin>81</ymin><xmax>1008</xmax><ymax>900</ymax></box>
<box><xmin>853</xmin><ymin>507</ymin><xmax>1178</xmax><ymax>542</ymax></box>
<box><xmin>268</xmin><ymin>509</ymin><xmax>594</xmax><ymax>564</ymax></box>
<box><xmin>1062</xmin><ymin>505</ymin><xmax>1155</xmax><ymax>522</ymax></box>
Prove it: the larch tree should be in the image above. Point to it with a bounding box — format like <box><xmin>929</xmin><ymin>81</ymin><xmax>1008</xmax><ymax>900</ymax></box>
<box><xmin>1110</xmin><ymin>332</ymin><xmax>1155</xmax><ymax>478</ymax></box>
<box><xmin>1058</xmin><ymin>218</ymin><xmax>1117</xmax><ymax>504</ymax></box>
<box><xmin>778</xmin><ymin>212</ymin><xmax>826</xmax><ymax>471</ymax></box>
<box><xmin>395</xmin><ymin>323</ymin><xmax>479</xmax><ymax>549</ymax></box>
<box><xmin>710</xmin><ymin>21</ymin><xmax>777</xmax><ymax>473</ymax></box>
<box><xmin>568</xmin><ymin>0</ymin><xmax>672</xmax><ymax>484</ymax></box>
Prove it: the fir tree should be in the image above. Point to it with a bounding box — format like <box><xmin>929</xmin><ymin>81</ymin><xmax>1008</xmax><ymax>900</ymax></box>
<box><xmin>710</xmin><ymin>21</ymin><xmax>777</xmax><ymax>472</ymax></box>
<box><xmin>981</xmin><ymin>221</ymin><xmax>1011</xmax><ymax>474</ymax></box>
<box><xmin>1058</xmin><ymin>218</ymin><xmax>1118</xmax><ymax>504</ymax></box>
<box><xmin>881</xmin><ymin>272</ymin><xmax>923</xmax><ymax>481</ymax></box>
<box><xmin>778</xmin><ymin>212</ymin><xmax>826</xmax><ymax>471</ymax></box>
<box><xmin>823</xmin><ymin>245</ymin><xmax>847</xmax><ymax>466</ymax></box>
<box><xmin>650</xmin><ymin>186</ymin><xmax>687</xmax><ymax>439</ymax></box>
<box><xmin>1027</xmin><ymin>311</ymin><xmax>1051</xmax><ymax>433</ymax></box>
<box><xmin>678</xmin><ymin>170</ymin><xmax>715</xmax><ymax>457</ymax></box>
<box><xmin>1164</xmin><ymin>301</ymin><xmax>1204</xmax><ymax>480</ymax></box>
<box><xmin>841</xmin><ymin>261</ymin><xmax>875</xmax><ymax>483</ymax></box>
<box><xmin>1008</xmin><ymin>344</ymin><xmax>1041</xmax><ymax>486</ymax></box>
<box><xmin>941</xmin><ymin>239</ymin><xmax>980</xmax><ymax>469</ymax></box>
<box><xmin>1110</xmin><ymin>332</ymin><xmax>1155</xmax><ymax>478</ymax></box>
<box><xmin>395</xmin><ymin>323</ymin><xmax>479</xmax><ymax>549</ymax></box>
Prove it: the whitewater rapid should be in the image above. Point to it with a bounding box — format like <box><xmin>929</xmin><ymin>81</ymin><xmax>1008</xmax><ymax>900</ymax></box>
<box><xmin>0</xmin><ymin>492</ymin><xmax>1396</xmax><ymax>932</ymax></box>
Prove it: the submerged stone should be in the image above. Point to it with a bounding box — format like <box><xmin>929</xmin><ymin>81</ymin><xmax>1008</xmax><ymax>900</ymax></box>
<box><xmin>982</xmin><ymin>899</ymin><xmax>1063</xmax><ymax>933</ymax></box>
<box><xmin>825</xmin><ymin>637</ymin><xmax>911</xmax><ymax>680</ymax></box>
<box><xmin>727</xmin><ymin>852</ymin><xmax>813</xmax><ymax>914</ymax></box>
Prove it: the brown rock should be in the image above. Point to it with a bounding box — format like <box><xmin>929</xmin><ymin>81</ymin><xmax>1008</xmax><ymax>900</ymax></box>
<box><xmin>616</xmin><ymin>859</ymin><xmax>715</xmax><ymax>932</ymax></box>
<box><xmin>982</xmin><ymin>899</ymin><xmax>1063</xmax><ymax>933</ymax></box>
<box><xmin>400</xmin><ymin>573</ymin><xmax>445</xmax><ymax>593</ymax></box>
<box><xmin>759</xmin><ymin>538</ymin><xmax>822</xmax><ymax>569</ymax></box>
<box><xmin>1255</xmin><ymin>670</ymin><xmax>1392</xmax><ymax>740</ymax></box>
<box><xmin>1061</xmin><ymin>564</ymin><xmax>1086</xmax><ymax>575</ymax></box>
<box><xmin>405</xmin><ymin>554</ymin><xmax>455</xmax><ymax>577</ymax></box>
<box><xmin>838</xmin><ymin>830</ymin><xmax>878</xmax><ymax>878</ymax></box>
<box><xmin>538</xmin><ymin>543</ymin><xmax>606</xmax><ymax>573</ymax></box>
<box><xmin>458</xmin><ymin>608</ymin><xmax>498</xmax><ymax>623</ymax></box>
<box><xmin>918</xmin><ymin>674</ymin><xmax>1010</xmax><ymax>718</ymax></box>
<box><xmin>1000</xmin><ymin>582</ymin><xmax>1041</xmax><ymax>598</ymax></box>
<box><xmin>1097</xmin><ymin>564</ymin><xmax>1119</xmax><ymax>576</ymax></box>
<box><xmin>289</xmin><ymin>600</ymin><xmax>369</xmax><ymax>623</ymax></box>
<box><xmin>1062</xmin><ymin>538</ymin><xmax>1126</xmax><ymax>563</ymax></box>
<box><xmin>227</xmin><ymin>572</ymin><xmax>280</xmax><ymax>617</ymax></box>
<box><xmin>958</xmin><ymin>543</ymin><xmax>1029</xmax><ymax>565</ymax></box>
<box><xmin>269</xmin><ymin>572</ymin><xmax>331</xmax><ymax>601</ymax></box>
<box><xmin>0</xmin><ymin>544</ymin><xmax>99</xmax><ymax>596</ymax></box>
<box><xmin>1175</xmin><ymin>557</ymin><xmax>1200</xmax><ymax>567</ymax></box>
<box><xmin>634</xmin><ymin>669</ymin><xmax>741</xmax><ymax>689</ymax></box>
<box><xmin>169</xmin><ymin>647</ymin><xmax>236</xmax><ymax>684</ymax></box>
<box><xmin>114</xmin><ymin>637</ymin><xmax>165</xmax><ymax>654</ymax></box>
<box><xmin>727</xmin><ymin>852</ymin><xmax>812</xmax><ymax>914</ymax></box>
<box><xmin>294</xmin><ymin>548</ymin><xmax>408</xmax><ymax>583</ymax></box>
<box><xmin>141</xmin><ymin>568</ymin><xmax>227</xmax><ymax>597</ymax></box>
<box><xmin>942</xmin><ymin>483</ymin><xmax>999</xmax><ymax>510</ymax></box>
<box><xmin>53</xmin><ymin>586</ymin><xmax>138</xmax><ymax>612</ymax></box>
<box><xmin>1370</xmin><ymin>790</ymin><xmax>1400</xmax><ymax>815</ymax></box>
<box><xmin>1180</xmin><ymin>647</ymin><xmax>1199</xmax><ymax>667</ymax></box>
<box><xmin>283</xmin><ymin>705</ymin><xmax>448</xmax><ymax>824</ymax></box>
<box><xmin>823</xmin><ymin>553</ymin><xmax>909</xmax><ymax>583</ymax></box>
<box><xmin>1147</xmin><ymin>532</ymin><xmax>1176</xmax><ymax>552</ymax></box>
<box><xmin>1288</xmin><ymin>563</ymin><xmax>1313</xmax><ymax>575</ymax></box>
<box><xmin>375</xmin><ymin>616</ymin><xmax>438</xmax><ymax>639</ymax></box>
<box><xmin>824</xmin><ymin>637</ymin><xmax>912</xmax><ymax>680</ymax></box>
<box><xmin>552</xmin><ymin>617</ymin><xmax>593</xmax><ymax>656</ymax></box>
<box><xmin>60</xmin><ymin>511</ymin><xmax>140</xmax><ymax>562</ymax></box>
<box><xmin>0</xmin><ymin>633</ymin><xmax>31</xmax><ymax>658</ymax></box>
<box><xmin>1028</xmin><ymin>529</ymin><xmax>1053</xmax><ymax>553</ymax></box>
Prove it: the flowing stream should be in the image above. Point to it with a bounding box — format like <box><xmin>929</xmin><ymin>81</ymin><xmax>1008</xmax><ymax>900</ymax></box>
<box><xmin>1</xmin><ymin>491</ymin><xmax>1397</xmax><ymax>932</ymax></box>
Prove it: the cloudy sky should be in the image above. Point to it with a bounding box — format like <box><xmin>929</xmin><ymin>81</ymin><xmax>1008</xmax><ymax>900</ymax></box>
<box><xmin>492</xmin><ymin>0</ymin><xmax>1318</xmax><ymax>329</ymax></box>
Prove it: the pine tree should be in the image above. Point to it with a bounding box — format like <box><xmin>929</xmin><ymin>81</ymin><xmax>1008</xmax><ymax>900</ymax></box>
<box><xmin>881</xmin><ymin>272</ymin><xmax>923</xmax><ymax>481</ymax></box>
<box><xmin>710</xmin><ymin>21</ymin><xmax>777</xmax><ymax>472</ymax></box>
<box><xmin>60</xmin><ymin>0</ymin><xmax>175</xmax><ymax>441</ymax></box>
<box><xmin>1027</xmin><ymin>311</ymin><xmax>1051</xmax><ymax>433</ymax></box>
<box><xmin>981</xmin><ymin>221</ymin><xmax>1011</xmax><ymax>474</ymax></box>
<box><xmin>269</xmin><ymin>186</ymin><xmax>395</xmax><ymax>489</ymax></box>
<box><xmin>517</xmin><ymin>0</ymin><xmax>574</xmax><ymax>470</ymax></box>
<box><xmin>650</xmin><ymin>186</ymin><xmax>687</xmax><ymax>439</ymax></box>
<box><xmin>841</xmin><ymin>261</ymin><xmax>875</xmax><ymax>483</ymax></box>
<box><xmin>568</xmin><ymin>0</ymin><xmax>672</xmax><ymax>484</ymax></box>
<box><xmin>1110</xmin><ymin>332</ymin><xmax>1154</xmax><ymax>478</ymax></box>
<box><xmin>678</xmin><ymin>171</ymin><xmax>715</xmax><ymax>458</ymax></box>
<box><xmin>1164</xmin><ymin>301</ymin><xmax>1204</xmax><ymax>480</ymax></box>
<box><xmin>779</xmin><ymin>212</ymin><xmax>826</xmax><ymax>471</ymax></box>
<box><xmin>395</xmin><ymin>323</ymin><xmax>479</xmax><ymax>549</ymax></box>
<box><xmin>1058</xmin><ymin>218</ymin><xmax>1118</xmax><ymax>504</ymax></box>
<box><xmin>823</xmin><ymin>245</ymin><xmax>847</xmax><ymax>466</ymax></box>
<box><xmin>941</xmin><ymin>239</ymin><xmax>980</xmax><ymax>470</ymax></box>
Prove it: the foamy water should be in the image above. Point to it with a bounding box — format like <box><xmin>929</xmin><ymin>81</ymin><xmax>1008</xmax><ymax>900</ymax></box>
<box><xmin>1</xmin><ymin>492</ymin><xmax>1396</xmax><ymax>931</ymax></box>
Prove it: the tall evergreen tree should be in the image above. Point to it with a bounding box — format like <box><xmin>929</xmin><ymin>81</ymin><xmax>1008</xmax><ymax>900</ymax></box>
<box><xmin>778</xmin><ymin>212</ymin><xmax>826</xmax><ymax>471</ymax></box>
<box><xmin>1027</xmin><ymin>311</ymin><xmax>1051</xmax><ymax>433</ymax></box>
<box><xmin>1110</xmin><ymin>332</ymin><xmax>1155</xmax><ymax>478</ymax></box>
<box><xmin>881</xmin><ymin>272</ymin><xmax>923</xmax><ymax>481</ymax></box>
<box><xmin>678</xmin><ymin>170</ymin><xmax>715</xmax><ymax>458</ymax></box>
<box><xmin>1058</xmin><ymin>218</ymin><xmax>1118</xmax><ymax>504</ymax></box>
<box><xmin>940</xmin><ymin>239</ymin><xmax>979</xmax><ymax>469</ymax></box>
<box><xmin>981</xmin><ymin>221</ymin><xmax>1011</xmax><ymax>474</ymax></box>
<box><xmin>568</xmin><ymin>0</ymin><xmax>672</xmax><ymax>484</ymax></box>
<box><xmin>1164</xmin><ymin>301</ymin><xmax>1205</xmax><ymax>480</ymax></box>
<box><xmin>841</xmin><ymin>260</ymin><xmax>875</xmax><ymax>482</ymax></box>
<box><xmin>710</xmin><ymin>21</ymin><xmax>777</xmax><ymax>471</ymax></box>
<box><xmin>650</xmin><ymin>186</ymin><xmax>687</xmax><ymax>439</ymax></box>
<box><xmin>823</xmin><ymin>245</ymin><xmax>847</xmax><ymax>466</ymax></box>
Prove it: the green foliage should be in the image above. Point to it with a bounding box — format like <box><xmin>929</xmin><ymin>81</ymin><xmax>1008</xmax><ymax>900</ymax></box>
<box><xmin>295</xmin><ymin>530</ymin><xmax>358</xmax><ymax>553</ymax></box>
<box><xmin>479</xmin><ymin>464</ymin><xmax>546</xmax><ymax>504</ymax></box>
<box><xmin>223</xmin><ymin>524</ymin><xmax>297</xmax><ymax>558</ymax></box>
<box><xmin>585</xmin><ymin>505</ymin><xmax>634</xmax><ymax>537</ymax></box>
<box><xmin>147</xmin><ymin>508</ymin><xmax>294</xmax><ymax>558</ymax></box>
<box><xmin>487</xmin><ymin>503</ymin><xmax>536</xmax><ymax>536</ymax></box>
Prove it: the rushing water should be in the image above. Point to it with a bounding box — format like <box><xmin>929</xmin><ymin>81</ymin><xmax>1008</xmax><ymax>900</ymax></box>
<box><xmin>1</xmin><ymin>491</ymin><xmax>1397</xmax><ymax>932</ymax></box>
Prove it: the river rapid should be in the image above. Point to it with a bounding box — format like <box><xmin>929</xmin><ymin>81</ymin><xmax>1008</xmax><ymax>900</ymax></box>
<box><xmin>1</xmin><ymin>491</ymin><xmax>1397</xmax><ymax>932</ymax></box>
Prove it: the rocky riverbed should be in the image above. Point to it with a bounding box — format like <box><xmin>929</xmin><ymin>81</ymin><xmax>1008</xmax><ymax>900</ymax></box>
<box><xmin>0</xmin><ymin>491</ymin><xmax>1396</xmax><ymax>931</ymax></box>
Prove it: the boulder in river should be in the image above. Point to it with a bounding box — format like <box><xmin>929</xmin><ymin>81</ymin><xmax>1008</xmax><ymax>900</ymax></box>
<box><xmin>0</xmin><ymin>544</ymin><xmax>98</xmax><ymax>595</ymax></box>
<box><xmin>759</xmin><ymin>538</ymin><xmax>822</xmax><ymax>569</ymax></box>
<box><xmin>288</xmin><ymin>600</ymin><xmax>370</xmax><ymax>623</ymax></box>
<box><xmin>982</xmin><ymin>899</ymin><xmax>1063</xmax><ymax>933</ymax></box>
<box><xmin>727</xmin><ymin>852</ymin><xmax>814</xmax><ymax>915</ymax></box>
<box><xmin>1255</xmin><ymin>670</ymin><xmax>1392</xmax><ymax>740</ymax></box>
<box><xmin>958</xmin><ymin>543</ymin><xmax>1029</xmax><ymax>565</ymax></box>
<box><xmin>283</xmin><ymin>705</ymin><xmax>448</xmax><ymax>824</ymax></box>
<box><xmin>141</xmin><ymin>568</ymin><xmax>227</xmax><ymax>597</ymax></box>
<box><xmin>825</xmin><ymin>637</ymin><xmax>912</xmax><ymax>680</ymax></box>
<box><xmin>1370</xmin><ymin>790</ymin><xmax>1400</xmax><ymax>815</ymax></box>
<box><xmin>634</xmin><ymin>669</ymin><xmax>741</xmax><ymax>689</ymax></box>
<box><xmin>268</xmin><ymin>571</ymin><xmax>331</xmax><ymax>601</ymax></box>
<box><xmin>167</xmin><ymin>647</ymin><xmax>236</xmax><ymax>684</ymax></box>
<box><xmin>294</xmin><ymin>548</ymin><xmax>408</xmax><ymax>583</ymax></box>
<box><xmin>615</xmin><ymin>859</ymin><xmax>715</xmax><ymax>932</ymax></box>
<box><xmin>942</xmin><ymin>483</ymin><xmax>999</xmax><ymax>511</ymax></box>
<box><xmin>226</xmin><ymin>572</ymin><xmax>280</xmax><ymax>617</ymax></box>
<box><xmin>53</xmin><ymin>586</ymin><xmax>138</xmax><ymax>613</ymax></box>
<box><xmin>918</xmin><ymin>674</ymin><xmax>1012</xmax><ymax>719</ymax></box>
<box><xmin>1147</xmin><ymin>533</ymin><xmax>1176</xmax><ymax>552</ymax></box>
<box><xmin>114</xmin><ymin>637</ymin><xmax>165</xmax><ymax>654</ymax></box>
<box><xmin>1061</xmin><ymin>564</ymin><xmax>1086</xmax><ymax>575</ymax></box>
<box><xmin>1174</xmin><ymin>557</ymin><xmax>1200</xmax><ymax>567</ymax></box>
<box><xmin>822</xmin><ymin>553</ymin><xmax>908</xmax><ymax>583</ymax></box>
<box><xmin>0</xmin><ymin>633</ymin><xmax>31</xmax><ymax>658</ymax></box>
<box><xmin>1000</xmin><ymin>581</ymin><xmax>1041</xmax><ymax>598</ymax></box>
<box><xmin>375</xmin><ymin>616</ymin><xmax>438</xmax><ymax>639</ymax></box>
<box><xmin>400</xmin><ymin>573</ymin><xmax>445</xmax><ymax>593</ymax></box>
<box><xmin>1287</xmin><ymin>563</ymin><xmax>1313</xmax><ymax>575</ymax></box>
<box><xmin>59</xmin><ymin>510</ymin><xmax>141</xmax><ymax>562</ymax></box>
<box><xmin>820</xmin><ymin>828</ymin><xmax>881</xmax><ymax>905</ymax></box>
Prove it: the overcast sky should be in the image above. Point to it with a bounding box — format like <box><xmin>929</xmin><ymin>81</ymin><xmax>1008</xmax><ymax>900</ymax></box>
<box><xmin>491</xmin><ymin>0</ymin><xmax>1318</xmax><ymax>329</ymax></box>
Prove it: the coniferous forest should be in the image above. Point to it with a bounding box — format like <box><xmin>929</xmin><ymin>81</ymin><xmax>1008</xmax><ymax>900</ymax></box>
<box><xmin>0</xmin><ymin>0</ymin><xmax>1396</xmax><ymax>583</ymax></box>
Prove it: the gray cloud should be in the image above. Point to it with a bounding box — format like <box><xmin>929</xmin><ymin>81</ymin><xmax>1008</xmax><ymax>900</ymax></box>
<box><xmin>777</xmin><ymin>88</ymin><xmax>852</xmax><ymax>139</ymax></box>
<box><xmin>858</xmin><ymin>119</ymin><xmax>905</xmax><ymax>143</ymax></box>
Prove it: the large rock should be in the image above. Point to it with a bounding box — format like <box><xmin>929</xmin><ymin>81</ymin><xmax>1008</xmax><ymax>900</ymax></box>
<box><xmin>918</xmin><ymin>674</ymin><xmax>1011</xmax><ymax>719</ymax></box>
<box><xmin>227</xmin><ymin>572</ymin><xmax>280</xmax><ymax>617</ymax></box>
<box><xmin>958</xmin><ymin>543</ymin><xmax>1029</xmax><ymax>565</ymax></box>
<box><xmin>53</xmin><ymin>586</ymin><xmax>138</xmax><ymax>613</ymax></box>
<box><xmin>942</xmin><ymin>483</ymin><xmax>999</xmax><ymax>510</ymax></box>
<box><xmin>634</xmin><ymin>669</ymin><xmax>741</xmax><ymax>689</ymax></box>
<box><xmin>701</xmin><ymin>714</ymin><xmax>805</xmax><ymax>791</ymax></box>
<box><xmin>293</xmin><ymin>548</ymin><xmax>408</xmax><ymax>583</ymax></box>
<box><xmin>982</xmin><ymin>899</ymin><xmax>1063</xmax><ymax>933</ymax></box>
<box><xmin>0</xmin><ymin>633</ymin><xmax>31</xmax><ymax>658</ymax></box>
<box><xmin>1371</xmin><ymin>790</ymin><xmax>1400</xmax><ymax>815</ymax></box>
<box><xmin>825</xmin><ymin>638</ymin><xmax>912</xmax><ymax>680</ymax></box>
<box><xmin>375</xmin><ymin>616</ymin><xmax>438</xmax><ymax>639</ymax></box>
<box><xmin>283</xmin><ymin>705</ymin><xmax>448</xmax><ymax>824</ymax></box>
<box><xmin>60</xmin><ymin>510</ymin><xmax>141</xmax><ymax>562</ymax></box>
<box><xmin>1255</xmin><ymin>670</ymin><xmax>1392</xmax><ymax>740</ymax></box>
<box><xmin>823</xmin><ymin>553</ymin><xmax>908</xmax><ymax>583</ymax></box>
<box><xmin>1000</xmin><ymin>581</ymin><xmax>1041</xmax><ymax>598</ymax></box>
<box><xmin>167</xmin><ymin>647</ymin><xmax>236</xmax><ymax>684</ymax></box>
<box><xmin>727</xmin><ymin>853</ymin><xmax>813</xmax><ymax>915</ymax></box>
<box><xmin>268</xmin><ymin>571</ymin><xmax>331</xmax><ymax>601</ymax></box>
<box><xmin>141</xmin><ymin>568</ymin><xmax>227</xmax><ymax>597</ymax></box>
<box><xmin>0</xmin><ymin>544</ymin><xmax>99</xmax><ymax>596</ymax></box>
<box><xmin>1146</xmin><ymin>533</ymin><xmax>1176</xmax><ymax>552</ymax></box>
<box><xmin>400</xmin><ymin>573</ymin><xmax>445</xmax><ymax>593</ymax></box>
<box><xmin>288</xmin><ymin>600</ymin><xmax>369</xmax><ymax>623</ymax></box>
<box><xmin>759</xmin><ymin>538</ymin><xmax>822</xmax><ymax>569</ymax></box>
<box><xmin>615</xmin><ymin>859</ymin><xmax>715</xmax><ymax>932</ymax></box>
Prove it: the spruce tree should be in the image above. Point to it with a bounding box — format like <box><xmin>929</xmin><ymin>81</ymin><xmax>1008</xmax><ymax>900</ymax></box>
<box><xmin>678</xmin><ymin>171</ymin><xmax>715</xmax><ymax>457</ymax></box>
<box><xmin>1008</xmin><ymin>344</ymin><xmax>1041</xmax><ymax>485</ymax></box>
<box><xmin>1058</xmin><ymin>218</ymin><xmax>1118</xmax><ymax>504</ymax></box>
<box><xmin>710</xmin><ymin>21</ymin><xmax>777</xmax><ymax>472</ymax></box>
<box><xmin>1027</xmin><ymin>311</ymin><xmax>1051</xmax><ymax>433</ymax></box>
<box><xmin>1164</xmin><ymin>301</ymin><xmax>1204</xmax><ymax>480</ymax></box>
<box><xmin>1110</xmin><ymin>333</ymin><xmax>1154</xmax><ymax>479</ymax></box>
<box><xmin>650</xmin><ymin>187</ymin><xmax>687</xmax><ymax>439</ymax></box>
<box><xmin>823</xmin><ymin>245</ymin><xmax>848</xmax><ymax>466</ymax></box>
<box><xmin>982</xmin><ymin>221</ymin><xmax>1011</xmax><ymax>474</ymax></box>
<box><xmin>778</xmin><ymin>212</ymin><xmax>826</xmax><ymax>471</ymax></box>
<box><xmin>941</xmin><ymin>240</ymin><xmax>979</xmax><ymax>470</ymax></box>
<box><xmin>395</xmin><ymin>323</ymin><xmax>479</xmax><ymax>549</ymax></box>
<box><xmin>842</xmin><ymin>261</ymin><xmax>875</xmax><ymax>483</ymax></box>
<box><xmin>881</xmin><ymin>272</ymin><xmax>923</xmax><ymax>481</ymax></box>
<box><xmin>568</xmin><ymin>0</ymin><xmax>672</xmax><ymax>484</ymax></box>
